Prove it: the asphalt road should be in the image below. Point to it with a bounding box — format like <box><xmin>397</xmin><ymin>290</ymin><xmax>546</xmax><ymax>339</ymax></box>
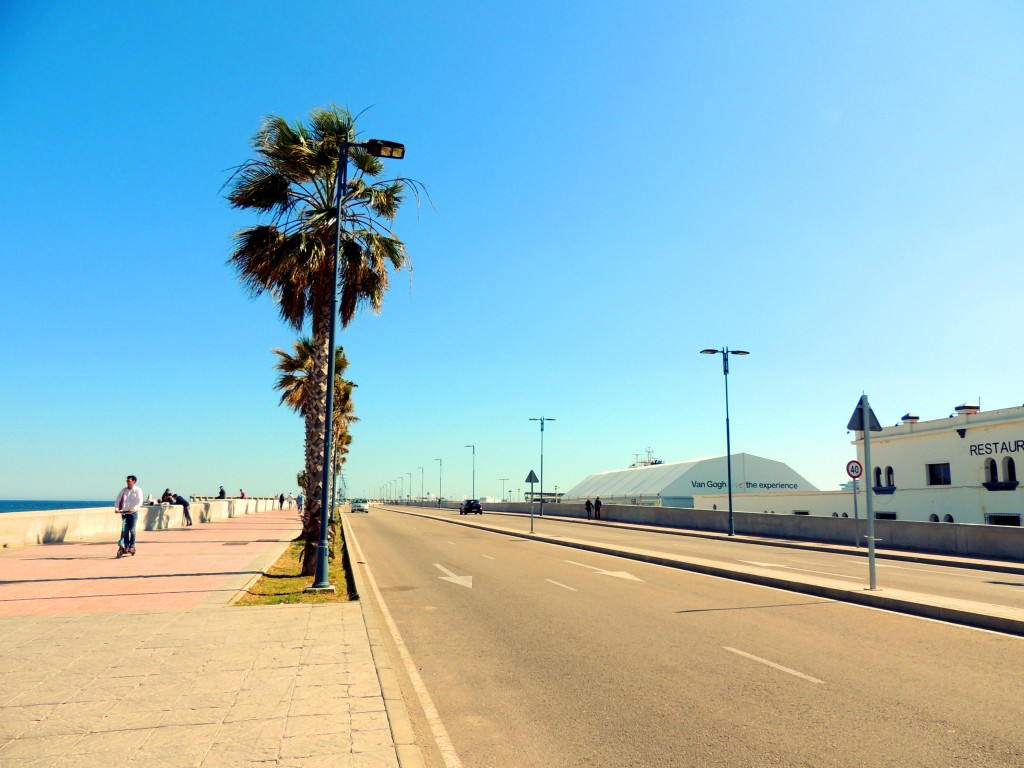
<box><xmin>347</xmin><ymin>507</ymin><xmax>1024</xmax><ymax>768</ymax></box>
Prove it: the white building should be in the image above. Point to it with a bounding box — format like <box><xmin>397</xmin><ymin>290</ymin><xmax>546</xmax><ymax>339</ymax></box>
<box><xmin>562</xmin><ymin>453</ymin><xmax>818</xmax><ymax>508</ymax></box>
<box><xmin>849</xmin><ymin>402</ymin><xmax>1023</xmax><ymax>525</ymax></box>
<box><xmin>689</xmin><ymin>402</ymin><xmax>1024</xmax><ymax>526</ymax></box>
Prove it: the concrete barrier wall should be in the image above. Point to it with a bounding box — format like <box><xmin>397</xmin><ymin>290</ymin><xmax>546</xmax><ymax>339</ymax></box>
<box><xmin>403</xmin><ymin>499</ymin><xmax>1024</xmax><ymax>561</ymax></box>
<box><xmin>0</xmin><ymin>498</ymin><xmax>279</xmax><ymax>549</ymax></box>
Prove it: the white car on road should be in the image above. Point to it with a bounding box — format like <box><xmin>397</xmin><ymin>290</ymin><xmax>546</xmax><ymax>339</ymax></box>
<box><xmin>350</xmin><ymin>499</ymin><xmax>370</xmax><ymax>513</ymax></box>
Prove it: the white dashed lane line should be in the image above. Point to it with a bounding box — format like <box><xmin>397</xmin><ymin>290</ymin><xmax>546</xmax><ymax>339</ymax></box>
<box><xmin>724</xmin><ymin>647</ymin><xmax>825</xmax><ymax>684</ymax></box>
<box><xmin>546</xmin><ymin>579</ymin><xmax>578</xmax><ymax>592</ymax></box>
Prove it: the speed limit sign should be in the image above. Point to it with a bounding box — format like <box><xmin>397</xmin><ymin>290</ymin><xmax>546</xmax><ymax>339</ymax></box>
<box><xmin>846</xmin><ymin>460</ymin><xmax>863</xmax><ymax>479</ymax></box>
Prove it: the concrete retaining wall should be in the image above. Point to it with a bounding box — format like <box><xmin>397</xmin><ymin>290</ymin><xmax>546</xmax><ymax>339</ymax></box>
<box><xmin>404</xmin><ymin>500</ymin><xmax>1024</xmax><ymax>561</ymax></box>
<box><xmin>0</xmin><ymin>498</ymin><xmax>278</xmax><ymax>549</ymax></box>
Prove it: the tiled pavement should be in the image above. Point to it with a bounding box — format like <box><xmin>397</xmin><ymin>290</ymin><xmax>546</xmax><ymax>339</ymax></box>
<box><xmin>0</xmin><ymin>508</ymin><xmax>409</xmax><ymax>767</ymax></box>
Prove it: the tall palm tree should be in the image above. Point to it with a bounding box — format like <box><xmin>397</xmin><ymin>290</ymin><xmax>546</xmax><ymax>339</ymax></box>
<box><xmin>272</xmin><ymin>338</ymin><xmax>358</xmax><ymax>527</ymax></box>
<box><xmin>227</xmin><ymin>105</ymin><xmax>421</xmax><ymax>573</ymax></box>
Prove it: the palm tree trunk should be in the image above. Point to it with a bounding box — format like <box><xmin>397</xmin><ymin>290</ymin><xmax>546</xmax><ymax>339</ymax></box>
<box><xmin>300</xmin><ymin>281</ymin><xmax>332</xmax><ymax>576</ymax></box>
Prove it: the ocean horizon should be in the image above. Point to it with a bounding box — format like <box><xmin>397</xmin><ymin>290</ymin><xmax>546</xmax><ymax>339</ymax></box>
<box><xmin>0</xmin><ymin>500</ymin><xmax>111</xmax><ymax>514</ymax></box>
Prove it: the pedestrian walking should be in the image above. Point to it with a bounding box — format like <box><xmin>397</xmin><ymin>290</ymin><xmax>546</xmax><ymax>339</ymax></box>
<box><xmin>278</xmin><ymin>493</ymin><xmax>285</xmax><ymax>509</ymax></box>
<box><xmin>594</xmin><ymin>496</ymin><xmax>603</xmax><ymax>520</ymax></box>
<box><xmin>585</xmin><ymin>498</ymin><xmax>594</xmax><ymax>520</ymax></box>
<box><xmin>114</xmin><ymin>474</ymin><xmax>143</xmax><ymax>557</ymax></box>
<box><xmin>287</xmin><ymin>492</ymin><xmax>295</xmax><ymax>509</ymax></box>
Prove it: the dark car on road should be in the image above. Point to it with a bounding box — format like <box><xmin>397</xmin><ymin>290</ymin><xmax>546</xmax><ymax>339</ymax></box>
<box><xmin>460</xmin><ymin>499</ymin><xmax>482</xmax><ymax>515</ymax></box>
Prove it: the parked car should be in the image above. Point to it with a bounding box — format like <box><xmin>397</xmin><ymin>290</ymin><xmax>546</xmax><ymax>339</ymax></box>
<box><xmin>460</xmin><ymin>499</ymin><xmax>482</xmax><ymax>515</ymax></box>
<box><xmin>351</xmin><ymin>499</ymin><xmax>370</xmax><ymax>513</ymax></box>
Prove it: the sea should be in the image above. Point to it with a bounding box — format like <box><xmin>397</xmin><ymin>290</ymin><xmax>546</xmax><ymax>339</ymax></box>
<box><xmin>0</xmin><ymin>500</ymin><xmax>111</xmax><ymax>514</ymax></box>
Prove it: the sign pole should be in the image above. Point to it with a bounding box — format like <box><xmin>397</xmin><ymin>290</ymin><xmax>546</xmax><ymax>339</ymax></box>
<box><xmin>845</xmin><ymin>459</ymin><xmax>863</xmax><ymax>549</ymax></box>
<box><xmin>852</xmin><ymin>477</ymin><xmax>860</xmax><ymax>548</ymax></box>
<box><xmin>525</xmin><ymin>470</ymin><xmax>539</xmax><ymax>534</ymax></box>
<box><xmin>862</xmin><ymin>396</ymin><xmax>878</xmax><ymax>589</ymax></box>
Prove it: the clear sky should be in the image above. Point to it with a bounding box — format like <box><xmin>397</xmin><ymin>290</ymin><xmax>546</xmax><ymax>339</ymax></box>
<box><xmin>2</xmin><ymin>2</ymin><xmax>1022</xmax><ymax>502</ymax></box>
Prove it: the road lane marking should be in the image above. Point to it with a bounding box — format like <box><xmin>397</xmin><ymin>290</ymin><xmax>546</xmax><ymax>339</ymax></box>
<box><xmin>481</xmin><ymin>554</ymin><xmax>495</xmax><ymax>560</ymax></box>
<box><xmin>724</xmin><ymin>647</ymin><xmax>824</xmax><ymax>684</ymax></box>
<box><xmin>546</xmin><ymin>579</ymin><xmax>577</xmax><ymax>591</ymax></box>
<box><xmin>434</xmin><ymin>563</ymin><xmax>473</xmax><ymax>588</ymax></box>
<box><xmin>345</xmin><ymin>521</ymin><xmax>464</xmax><ymax>768</ymax></box>
<box><xmin>738</xmin><ymin>560</ymin><xmax>859</xmax><ymax>581</ymax></box>
<box><xmin>565</xmin><ymin>560</ymin><xmax>643</xmax><ymax>581</ymax></box>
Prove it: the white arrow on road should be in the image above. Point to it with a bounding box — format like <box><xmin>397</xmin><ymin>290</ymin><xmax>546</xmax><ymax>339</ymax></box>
<box><xmin>565</xmin><ymin>560</ymin><xmax>643</xmax><ymax>581</ymax></box>
<box><xmin>434</xmin><ymin>563</ymin><xmax>473</xmax><ymax>588</ymax></box>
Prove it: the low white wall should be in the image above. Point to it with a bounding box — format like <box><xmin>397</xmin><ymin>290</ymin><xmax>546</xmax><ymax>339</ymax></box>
<box><xmin>400</xmin><ymin>499</ymin><xmax>1024</xmax><ymax>561</ymax></box>
<box><xmin>0</xmin><ymin>498</ymin><xmax>278</xmax><ymax>549</ymax></box>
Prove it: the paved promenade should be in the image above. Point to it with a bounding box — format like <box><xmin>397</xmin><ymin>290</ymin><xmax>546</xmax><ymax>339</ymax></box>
<box><xmin>0</xmin><ymin>507</ymin><xmax>410</xmax><ymax>767</ymax></box>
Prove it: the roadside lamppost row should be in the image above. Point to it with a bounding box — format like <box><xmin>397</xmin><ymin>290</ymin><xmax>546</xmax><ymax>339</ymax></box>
<box><xmin>310</xmin><ymin>136</ymin><xmax>406</xmax><ymax>592</ymax></box>
<box><xmin>700</xmin><ymin>347</ymin><xmax>749</xmax><ymax>537</ymax></box>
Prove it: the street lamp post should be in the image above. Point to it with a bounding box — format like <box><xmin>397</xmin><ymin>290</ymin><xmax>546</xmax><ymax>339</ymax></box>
<box><xmin>499</xmin><ymin>478</ymin><xmax>509</xmax><ymax>505</ymax></box>
<box><xmin>397</xmin><ymin>476</ymin><xmax>403</xmax><ymax>504</ymax></box>
<box><xmin>418</xmin><ymin>466</ymin><xmax>424</xmax><ymax>502</ymax></box>
<box><xmin>465</xmin><ymin>444</ymin><xmax>476</xmax><ymax>500</ymax></box>
<box><xmin>529</xmin><ymin>418</ymin><xmax>555</xmax><ymax>517</ymax></box>
<box><xmin>434</xmin><ymin>458</ymin><xmax>443</xmax><ymax>508</ymax></box>
<box><xmin>700</xmin><ymin>347</ymin><xmax>749</xmax><ymax>537</ymax></box>
<box><xmin>407</xmin><ymin>472</ymin><xmax>412</xmax><ymax>504</ymax></box>
<box><xmin>309</xmin><ymin>135</ymin><xmax>406</xmax><ymax>593</ymax></box>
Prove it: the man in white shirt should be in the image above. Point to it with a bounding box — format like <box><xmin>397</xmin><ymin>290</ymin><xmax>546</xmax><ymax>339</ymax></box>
<box><xmin>114</xmin><ymin>475</ymin><xmax>143</xmax><ymax>557</ymax></box>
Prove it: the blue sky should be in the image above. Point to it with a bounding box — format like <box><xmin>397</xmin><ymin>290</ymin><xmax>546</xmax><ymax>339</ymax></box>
<box><xmin>2</xmin><ymin>2</ymin><xmax>1022</xmax><ymax>501</ymax></box>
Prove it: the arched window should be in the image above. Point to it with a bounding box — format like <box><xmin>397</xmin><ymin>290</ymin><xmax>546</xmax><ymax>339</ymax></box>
<box><xmin>1004</xmin><ymin>457</ymin><xmax>1017</xmax><ymax>483</ymax></box>
<box><xmin>986</xmin><ymin>458</ymin><xmax>999</xmax><ymax>483</ymax></box>
<box><xmin>943</xmin><ymin>514</ymin><xmax>955</xmax><ymax>523</ymax></box>
<box><xmin>874</xmin><ymin>467</ymin><xmax>882</xmax><ymax>486</ymax></box>
<box><xmin>929</xmin><ymin>514</ymin><xmax>939</xmax><ymax>522</ymax></box>
<box><xmin>885</xmin><ymin>466</ymin><xmax>895</xmax><ymax>487</ymax></box>
<box><xmin>841</xmin><ymin>512</ymin><xmax>849</xmax><ymax>518</ymax></box>
<box><xmin>832</xmin><ymin>512</ymin><xmax>839</xmax><ymax>517</ymax></box>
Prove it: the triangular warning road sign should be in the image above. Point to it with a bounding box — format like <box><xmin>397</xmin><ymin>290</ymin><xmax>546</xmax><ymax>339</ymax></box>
<box><xmin>847</xmin><ymin>395</ymin><xmax>882</xmax><ymax>432</ymax></box>
<box><xmin>525</xmin><ymin>470</ymin><xmax>539</xmax><ymax>484</ymax></box>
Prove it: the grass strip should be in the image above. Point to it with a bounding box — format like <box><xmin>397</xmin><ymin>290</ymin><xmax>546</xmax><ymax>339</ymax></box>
<box><xmin>235</xmin><ymin>537</ymin><xmax>353</xmax><ymax>605</ymax></box>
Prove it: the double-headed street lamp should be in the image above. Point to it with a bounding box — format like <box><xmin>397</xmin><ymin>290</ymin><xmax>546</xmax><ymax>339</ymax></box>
<box><xmin>700</xmin><ymin>347</ymin><xmax>749</xmax><ymax>537</ymax></box>
<box><xmin>309</xmin><ymin>135</ymin><xmax>406</xmax><ymax>593</ymax></box>
<box><xmin>434</xmin><ymin>458</ymin><xmax>443</xmax><ymax>508</ymax></box>
<box><xmin>529</xmin><ymin>417</ymin><xmax>555</xmax><ymax>517</ymax></box>
<box><xmin>465</xmin><ymin>444</ymin><xmax>476</xmax><ymax>500</ymax></box>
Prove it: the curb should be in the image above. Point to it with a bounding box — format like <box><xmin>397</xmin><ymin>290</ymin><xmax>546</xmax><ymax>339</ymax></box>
<box><xmin>345</xmin><ymin>515</ymin><xmax>427</xmax><ymax>768</ymax></box>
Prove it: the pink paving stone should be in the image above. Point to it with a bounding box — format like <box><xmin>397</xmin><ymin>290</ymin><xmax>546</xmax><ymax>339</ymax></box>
<box><xmin>0</xmin><ymin>507</ymin><xmax>302</xmax><ymax>617</ymax></box>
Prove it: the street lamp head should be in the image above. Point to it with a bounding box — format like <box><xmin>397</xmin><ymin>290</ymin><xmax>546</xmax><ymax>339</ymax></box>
<box><xmin>730</xmin><ymin>350</ymin><xmax>750</xmax><ymax>356</ymax></box>
<box><xmin>700</xmin><ymin>349</ymin><xmax>721</xmax><ymax>355</ymax></box>
<box><xmin>363</xmin><ymin>139</ymin><xmax>405</xmax><ymax>159</ymax></box>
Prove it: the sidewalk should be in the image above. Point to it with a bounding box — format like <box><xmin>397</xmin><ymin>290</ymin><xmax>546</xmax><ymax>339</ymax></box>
<box><xmin>0</xmin><ymin>507</ymin><xmax>411</xmax><ymax>768</ymax></box>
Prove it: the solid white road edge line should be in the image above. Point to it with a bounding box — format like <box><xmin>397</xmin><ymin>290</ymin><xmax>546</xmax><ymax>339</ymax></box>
<box><xmin>723</xmin><ymin>647</ymin><xmax>825</xmax><ymax>684</ymax></box>
<box><xmin>347</xmin><ymin>522</ymin><xmax>464</xmax><ymax>768</ymax></box>
<box><xmin>546</xmin><ymin>579</ymin><xmax>578</xmax><ymax>591</ymax></box>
